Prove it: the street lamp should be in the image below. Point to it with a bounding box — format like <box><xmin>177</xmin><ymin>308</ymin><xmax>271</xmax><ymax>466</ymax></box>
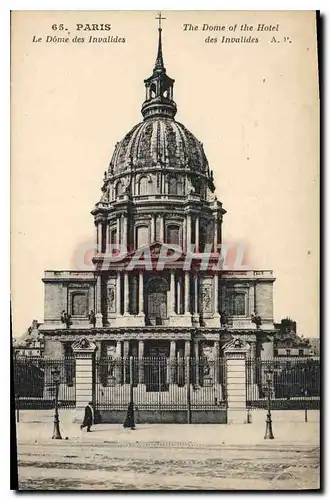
<box><xmin>52</xmin><ymin>367</ymin><xmax>62</xmax><ymax>440</ymax></box>
<box><xmin>264</xmin><ymin>368</ymin><xmax>274</xmax><ymax>440</ymax></box>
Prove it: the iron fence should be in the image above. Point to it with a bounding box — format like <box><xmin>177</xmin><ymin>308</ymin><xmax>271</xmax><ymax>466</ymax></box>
<box><xmin>94</xmin><ymin>357</ymin><xmax>227</xmax><ymax>411</ymax></box>
<box><xmin>246</xmin><ymin>357</ymin><xmax>320</xmax><ymax>410</ymax></box>
<box><xmin>13</xmin><ymin>357</ymin><xmax>76</xmax><ymax>409</ymax></box>
<box><xmin>13</xmin><ymin>355</ymin><xmax>321</xmax><ymax>412</ymax></box>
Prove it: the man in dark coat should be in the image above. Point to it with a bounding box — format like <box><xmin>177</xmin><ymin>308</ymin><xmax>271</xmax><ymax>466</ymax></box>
<box><xmin>80</xmin><ymin>401</ymin><xmax>94</xmax><ymax>432</ymax></box>
<box><xmin>123</xmin><ymin>402</ymin><xmax>135</xmax><ymax>430</ymax></box>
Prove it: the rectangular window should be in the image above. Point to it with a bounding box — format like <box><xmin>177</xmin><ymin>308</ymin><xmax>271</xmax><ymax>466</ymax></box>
<box><xmin>136</xmin><ymin>225</ymin><xmax>149</xmax><ymax>247</ymax></box>
<box><xmin>71</xmin><ymin>292</ymin><xmax>88</xmax><ymax>316</ymax></box>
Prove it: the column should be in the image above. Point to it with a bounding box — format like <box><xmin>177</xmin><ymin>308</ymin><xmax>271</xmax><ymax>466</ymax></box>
<box><xmin>106</xmin><ymin>223</ymin><xmax>111</xmax><ymax>254</ymax></box>
<box><xmin>169</xmin><ymin>340</ymin><xmax>176</xmax><ymax>383</ymax></box>
<box><xmin>116</xmin><ymin>272</ymin><xmax>122</xmax><ymax>316</ymax></box>
<box><xmin>168</xmin><ymin>271</ymin><xmax>175</xmax><ymax>316</ymax></box>
<box><xmin>138</xmin><ymin>271</ymin><xmax>144</xmax><ymax>315</ymax></box>
<box><xmin>184</xmin><ymin>272</ymin><xmax>190</xmax><ymax>315</ymax></box>
<box><xmin>213</xmin><ymin>273</ymin><xmax>220</xmax><ymax>317</ymax></box>
<box><xmin>116</xmin><ymin>217</ymin><xmax>120</xmax><ymax>247</ymax></box>
<box><xmin>184</xmin><ymin>340</ymin><xmax>191</xmax><ymax>385</ymax></box>
<box><xmin>150</xmin><ymin>215</ymin><xmax>155</xmax><ymax>243</ymax></box>
<box><xmin>95</xmin><ymin>276</ymin><xmax>103</xmax><ymax>327</ymax></box>
<box><xmin>213</xmin><ymin>341</ymin><xmax>220</xmax><ymax>384</ymax></box>
<box><xmin>223</xmin><ymin>340</ymin><xmax>249</xmax><ymax>424</ymax></box>
<box><xmin>195</xmin><ymin>217</ymin><xmax>199</xmax><ymax>252</ymax></box>
<box><xmin>131</xmin><ymin>275</ymin><xmax>138</xmax><ymax>315</ymax></box>
<box><xmin>194</xmin><ymin>340</ymin><xmax>199</xmax><ymax>386</ymax></box>
<box><xmin>123</xmin><ymin>340</ymin><xmax>129</xmax><ymax>383</ymax></box>
<box><xmin>249</xmin><ymin>285</ymin><xmax>255</xmax><ymax>316</ymax></box>
<box><xmin>114</xmin><ymin>341</ymin><xmax>122</xmax><ymax>383</ymax></box>
<box><xmin>123</xmin><ymin>340</ymin><xmax>129</xmax><ymax>358</ymax></box>
<box><xmin>95</xmin><ymin>223</ymin><xmax>99</xmax><ymax>253</ymax></box>
<box><xmin>194</xmin><ymin>274</ymin><xmax>198</xmax><ymax>315</ymax></box>
<box><xmin>183</xmin><ymin>218</ymin><xmax>187</xmax><ymax>252</ymax></box>
<box><xmin>138</xmin><ymin>340</ymin><xmax>144</xmax><ymax>384</ymax></box>
<box><xmin>72</xmin><ymin>339</ymin><xmax>97</xmax><ymax>423</ymax></box>
<box><xmin>159</xmin><ymin>216</ymin><xmax>164</xmax><ymax>242</ymax></box>
<box><xmin>184</xmin><ymin>340</ymin><xmax>191</xmax><ymax>358</ymax></box>
<box><xmin>176</xmin><ymin>276</ymin><xmax>181</xmax><ymax>314</ymax></box>
<box><xmin>213</xmin><ymin>218</ymin><xmax>218</xmax><ymax>253</ymax></box>
<box><xmin>247</xmin><ymin>340</ymin><xmax>257</xmax><ymax>391</ymax></box>
<box><xmin>123</xmin><ymin>272</ymin><xmax>130</xmax><ymax>315</ymax></box>
<box><xmin>96</xmin><ymin>276</ymin><xmax>101</xmax><ymax>313</ymax></box>
<box><xmin>186</xmin><ymin>214</ymin><xmax>192</xmax><ymax>250</ymax></box>
<box><xmin>122</xmin><ymin>215</ymin><xmax>127</xmax><ymax>250</ymax></box>
<box><xmin>97</xmin><ymin>222</ymin><xmax>103</xmax><ymax>253</ymax></box>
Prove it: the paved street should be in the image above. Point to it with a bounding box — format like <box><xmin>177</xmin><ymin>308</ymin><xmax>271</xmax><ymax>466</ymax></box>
<box><xmin>15</xmin><ymin>411</ymin><xmax>320</xmax><ymax>491</ymax></box>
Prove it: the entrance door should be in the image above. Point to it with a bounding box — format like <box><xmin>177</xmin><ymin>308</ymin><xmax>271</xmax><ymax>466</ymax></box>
<box><xmin>145</xmin><ymin>342</ymin><xmax>169</xmax><ymax>392</ymax></box>
<box><xmin>146</xmin><ymin>278</ymin><xmax>168</xmax><ymax>325</ymax></box>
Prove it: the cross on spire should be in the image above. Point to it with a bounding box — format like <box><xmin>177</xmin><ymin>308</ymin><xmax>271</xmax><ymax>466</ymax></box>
<box><xmin>155</xmin><ymin>12</ymin><xmax>166</xmax><ymax>30</ymax></box>
<box><xmin>154</xmin><ymin>12</ymin><xmax>166</xmax><ymax>71</ymax></box>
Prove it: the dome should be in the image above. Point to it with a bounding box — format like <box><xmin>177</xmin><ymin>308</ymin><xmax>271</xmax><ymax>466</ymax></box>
<box><xmin>109</xmin><ymin>117</ymin><xmax>209</xmax><ymax>175</ymax></box>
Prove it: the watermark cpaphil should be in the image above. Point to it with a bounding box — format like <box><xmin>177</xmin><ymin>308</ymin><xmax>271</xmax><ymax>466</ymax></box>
<box><xmin>71</xmin><ymin>239</ymin><xmax>254</xmax><ymax>272</ymax></box>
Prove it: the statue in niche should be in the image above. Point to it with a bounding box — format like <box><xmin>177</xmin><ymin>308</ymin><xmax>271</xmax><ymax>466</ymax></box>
<box><xmin>108</xmin><ymin>288</ymin><xmax>115</xmax><ymax>313</ymax></box>
<box><xmin>106</xmin><ymin>344</ymin><xmax>117</xmax><ymax>386</ymax></box>
<box><xmin>201</xmin><ymin>344</ymin><xmax>214</xmax><ymax>385</ymax></box>
<box><xmin>220</xmin><ymin>310</ymin><xmax>228</xmax><ymax>327</ymax></box>
<box><xmin>200</xmin><ymin>286</ymin><xmax>212</xmax><ymax>313</ymax></box>
<box><xmin>100</xmin><ymin>190</ymin><xmax>109</xmax><ymax>203</ymax></box>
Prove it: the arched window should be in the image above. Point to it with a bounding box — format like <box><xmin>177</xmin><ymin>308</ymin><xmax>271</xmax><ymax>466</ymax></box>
<box><xmin>150</xmin><ymin>83</ymin><xmax>156</xmax><ymax>99</ymax></box>
<box><xmin>168</xmin><ymin>175</ymin><xmax>183</xmax><ymax>195</ymax></box>
<box><xmin>166</xmin><ymin>224</ymin><xmax>181</xmax><ymax>246</ymax></box>
<box><xmin>138</xmin><ymin>176</ymin><xmax>149</xmax><ymax>196</ymax></box>
<box><xmin>115</xmin><ymin>180</ymin><xmax>124</xmax><ymax>198</ymax></box>
<box><xmin>110</xmin><ymin>229</ymin><xmax>117</xmax><ymax>245</ymax></box>
<box><xmin>136</xmin><ymin>225</ymin><xmax>149</xmax><ymax>247</ymax></box>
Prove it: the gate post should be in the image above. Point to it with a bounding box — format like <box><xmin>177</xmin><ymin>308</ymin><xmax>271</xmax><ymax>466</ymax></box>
<box><xmin>223</xmin><ymin>338</ymin><xmax>250</xmax><ymax>424</ymax></box>
<box><xmin>72</xmin><ymin>338</ymin><xmax>97</xmax><ymax>423</ymax></box>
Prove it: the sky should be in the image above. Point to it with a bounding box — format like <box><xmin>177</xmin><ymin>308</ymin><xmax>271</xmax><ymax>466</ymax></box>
<box><xmin>11</xmin><ymin>10</ymin><xmax>319</xmax><ymax>338</ymax></box>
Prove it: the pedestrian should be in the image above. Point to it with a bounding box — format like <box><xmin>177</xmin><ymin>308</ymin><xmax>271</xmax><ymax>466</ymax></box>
<box><xmin>123</xmin><ymin>401</ymin><xmax>136</xmax><ymax>430</ymax></box>
<box><xmin>80</xmin><ymin>401</ymin><xmax>94</xmax><ymax>432</ymax></box>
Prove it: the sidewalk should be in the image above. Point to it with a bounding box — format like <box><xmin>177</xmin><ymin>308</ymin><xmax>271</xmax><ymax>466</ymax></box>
<box><xmin>16</xmin><ymin>411</ymin><xmax>319</xmax><ymax>448</ymax></box>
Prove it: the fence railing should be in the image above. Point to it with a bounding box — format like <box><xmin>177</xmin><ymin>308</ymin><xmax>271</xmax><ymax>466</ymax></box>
<box><xmin>246</xmin><ymin>357</ymin><xmax>320</xmax><ymax>410</ymax></box>
<box><xmin>94</xmin><ymin>357</ymin><xmax>227</xmax><ymax>410</ymax></box>
<box><xmin>13</xmin><ymin>357</ymin><xmax>76</xmax><ymax>409</ymax></box>
<box><xmin>13</xmin><ymin>356</ymin><xmax>321</xmax><ymax>412</ymax></box>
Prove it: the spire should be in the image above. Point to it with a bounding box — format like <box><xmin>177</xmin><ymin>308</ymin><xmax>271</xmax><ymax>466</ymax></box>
<box><xmin>141</xmin><ymin>13</ymin><xmax>177</xmax><ymax>120</ymax></box>
<box><xmin>154</xmin><ymin>26</ymin><xmax>165</xmax><ymax>71</ymax></box>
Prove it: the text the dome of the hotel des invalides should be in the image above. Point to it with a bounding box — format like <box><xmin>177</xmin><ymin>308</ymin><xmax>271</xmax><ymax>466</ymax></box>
<box><xmin>40</xmin><ymin>23</ymin><xmax>276</xmax><ymax>386</ymax></box>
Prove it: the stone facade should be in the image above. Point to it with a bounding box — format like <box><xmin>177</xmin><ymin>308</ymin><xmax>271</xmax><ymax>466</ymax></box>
<box><xmin>40</xmin><ymin>25</ymin><xmax>276</xmax><ymax>382</ymax></box>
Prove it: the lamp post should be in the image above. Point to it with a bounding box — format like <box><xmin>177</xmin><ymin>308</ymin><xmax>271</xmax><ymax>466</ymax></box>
<box><xmin>52</xmin><ymin>367</ymin><xmax>62</xmax><ymax>440</ymax></box>
<box><xmin>264</xmin><ymin>368</ymin><xmax>274</xmax><ymax>440</ymax></box>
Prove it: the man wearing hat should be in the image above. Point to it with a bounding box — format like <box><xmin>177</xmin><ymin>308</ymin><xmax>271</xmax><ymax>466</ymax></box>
<box><xmin>80</xmin><ymin>401</ymin><xmax>94</xmax><ymax>432</ymax></box>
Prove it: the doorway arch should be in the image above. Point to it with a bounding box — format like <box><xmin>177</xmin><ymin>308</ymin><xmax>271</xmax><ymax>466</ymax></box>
<box><xmin>146</xmin><ymin>277</ymin><xmax>169</xmax><ymax>325</ymax></box>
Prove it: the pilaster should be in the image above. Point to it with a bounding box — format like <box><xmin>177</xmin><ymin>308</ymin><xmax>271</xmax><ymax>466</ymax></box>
<box><xmin>72</xmin><ymin>338</ymin><xmax>97</xmax><ymax>423</ymax></box>
<box><xmin>223</xmin><ymin>338</ymin><xmax>250</xmax><ymax>424</ymax></box>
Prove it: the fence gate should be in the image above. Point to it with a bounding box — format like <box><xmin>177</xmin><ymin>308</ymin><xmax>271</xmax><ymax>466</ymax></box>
<box><xmin>94</xmin><ymin>356</ymin><xmax>227</xmax><ymax>423</ymax></box>
<box><xmin>246</xmin><ymin>358</ymin><xmax>320</xmax><ymax>410</ymax></box>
